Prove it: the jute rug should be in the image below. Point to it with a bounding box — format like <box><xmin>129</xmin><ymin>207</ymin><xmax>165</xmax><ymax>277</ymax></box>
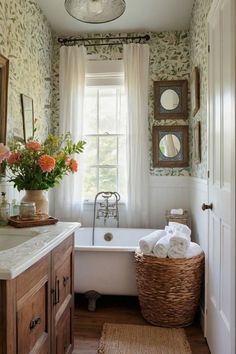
<box><xmin>98</xmin><ymin>323</ymin><xmax>192</xmax><ymax>354</ymax></box>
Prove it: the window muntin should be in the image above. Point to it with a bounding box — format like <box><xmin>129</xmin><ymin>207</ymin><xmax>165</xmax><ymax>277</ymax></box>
<box><xmin>83</xmin><ymin>85</ymin><xmax>126</xmax><ymax>202</ymax></box>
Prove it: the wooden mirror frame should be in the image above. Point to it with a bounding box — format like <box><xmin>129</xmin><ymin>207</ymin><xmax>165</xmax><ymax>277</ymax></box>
<box><xmin>152</xmin><ymin>125</ymin><xmax>189</xmax><ymax>167</ymax></box>
<box><xmin>21</xmin><ymin>94</ymin><xmax>34</xmax><ymax>142</ymax></box>
<box><xmin>0</xmin><ymin>54</ymin><xmax>9</xmax><ymax>144</ymax></box>
<box><xmin>154</xmin><ymin>80</ymin><xmax>188</xmax><ymax>120</ymax></box>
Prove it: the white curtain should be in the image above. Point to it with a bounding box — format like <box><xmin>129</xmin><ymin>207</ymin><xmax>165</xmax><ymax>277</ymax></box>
<box><xmin>123</xmin><ymin>44</ymin><xmax>150</xmax><ymax>228</ymax></box>
<box><xmin>54</xmin><ymin>46</ymin><xmax>87</xmax><ymax>221</ymax></box>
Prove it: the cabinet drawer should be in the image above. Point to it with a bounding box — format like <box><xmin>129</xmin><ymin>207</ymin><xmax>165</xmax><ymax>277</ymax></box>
<box><xmin>17</xmin><ymin>282</ymin><xmax>50</xmax><ymax>354</ymax></box>
<box><xmin>16</xmin><ymin>255</ymin><xmax>50</xmax><ymax>300</ymax></box>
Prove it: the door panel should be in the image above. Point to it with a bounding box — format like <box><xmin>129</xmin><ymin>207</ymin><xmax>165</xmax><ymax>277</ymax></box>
<box><xmin>207</xmin><ymin>0</ymin><xmax>235</xmax><ymax>353</ymax></box>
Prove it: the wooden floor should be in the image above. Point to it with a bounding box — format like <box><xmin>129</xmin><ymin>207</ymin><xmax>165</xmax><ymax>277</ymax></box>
<box><xmin>73</xmin><ymin>295</ymin><xmax>210</xmax><ymax>354</ymax></box>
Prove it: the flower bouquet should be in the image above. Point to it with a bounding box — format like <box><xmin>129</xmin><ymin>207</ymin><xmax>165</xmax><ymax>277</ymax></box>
<box><xmin>0</xmin><ymin>133</ymin><xmax>86</xmax><ymax>218</ymax></box>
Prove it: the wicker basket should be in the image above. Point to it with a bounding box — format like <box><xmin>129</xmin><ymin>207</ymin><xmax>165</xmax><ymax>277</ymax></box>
<box><xmin>135</xmin><ymin>251</ymin><xmax>204</xmax><ymax>327</ymax></box>
<box><xmin>165</xmin><ymin>210</ymin><xmax>190</xmax><ymax>227</ymax></box>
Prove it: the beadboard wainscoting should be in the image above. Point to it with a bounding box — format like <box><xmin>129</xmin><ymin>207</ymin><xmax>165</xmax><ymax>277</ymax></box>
<box><xmin>149</xmin><ymin>176</ymin><xmax>190</xmax><ymax>229</ymax></box>
<box><xmin>2</xmin><ymin>177</ymin><xmax>207</xmax><ymax>240</ymax></box>
<box><xmin>189</xmin><ymin>177</ymin><xmax>208</xmax><ymax>252</ymax></box>
<box><xmin>189</xmin><ymin>176</ymin><xmax>208</xmax><ymax>332</ymax></box>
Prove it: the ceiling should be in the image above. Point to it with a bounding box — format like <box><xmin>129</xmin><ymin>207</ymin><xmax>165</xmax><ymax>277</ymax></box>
<box><xmin>35</xmin><ymin>0</ymin><xmax>194</xmax><ymax>34</ymax></box>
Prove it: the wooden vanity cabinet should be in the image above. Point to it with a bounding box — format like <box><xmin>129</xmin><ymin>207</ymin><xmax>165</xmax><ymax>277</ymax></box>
<box><xmin>0</xmin><ymin>233</ymin><xmax>74</xmax><ymax>354</ymax></box>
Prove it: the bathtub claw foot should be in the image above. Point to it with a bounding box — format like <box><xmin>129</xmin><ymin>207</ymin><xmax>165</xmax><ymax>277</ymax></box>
<box><xmin>84</xmin><ymin>290</ymin><xmax>101</xmax><ymax>311</ymax></box>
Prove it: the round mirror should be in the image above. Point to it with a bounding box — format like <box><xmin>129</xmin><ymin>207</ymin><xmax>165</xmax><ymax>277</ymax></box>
<box><xmin>159</xmin><ymin>134</ymin><xmax>181</xmax><ymax>158</ymax></box>
<box><xmin>160</xmin><ymin>89</ymin><xmax>179</xmax><ymax>111</ymax></box>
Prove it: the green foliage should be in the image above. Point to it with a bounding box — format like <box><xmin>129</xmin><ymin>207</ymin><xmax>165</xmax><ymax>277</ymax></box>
<box><xmin>5</xmin><ymin>133</ymin><xmax>86</xmax><ymax>191</ymax></box>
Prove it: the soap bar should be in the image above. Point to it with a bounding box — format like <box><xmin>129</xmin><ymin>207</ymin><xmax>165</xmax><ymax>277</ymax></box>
<box><xmin>170</xmin><ymin>208</ymin><xmax>184</xmax><ymax>215</ymax></box>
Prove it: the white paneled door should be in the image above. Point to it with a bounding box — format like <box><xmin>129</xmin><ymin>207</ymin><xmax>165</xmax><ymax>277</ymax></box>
<box><xmin>207</xmin><ymin>0</ymin><xmax>235</xmax><ymax>353</ymax></box>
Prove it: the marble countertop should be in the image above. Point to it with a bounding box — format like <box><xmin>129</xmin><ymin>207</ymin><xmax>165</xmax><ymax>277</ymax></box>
<box><xmin>0</xmin><ymin>222</ymin><xmax>80</xmax><ymax>280</ymax></box>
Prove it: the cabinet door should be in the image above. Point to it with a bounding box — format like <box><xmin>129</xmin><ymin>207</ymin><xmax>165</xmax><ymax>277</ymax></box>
<box><xmin>16</xmin><ymin>255</ymin><xmax>51</xmax><ymax>354</ymax></box>
<box><xmin>55</xmin><ymin>302</ymin><xmax>73</xmax><ymax>354</ymax></box>
<box><xmin>52</xmin><ymin>234</ymin><xmax>74</xmax><ymax>353</ymax></box>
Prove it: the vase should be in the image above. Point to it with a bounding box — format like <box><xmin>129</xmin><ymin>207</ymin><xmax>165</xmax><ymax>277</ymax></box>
<box><xmin>21</xmin><ymin>190</ymin><xmax>49</xmax><ymax>219</ymax></box>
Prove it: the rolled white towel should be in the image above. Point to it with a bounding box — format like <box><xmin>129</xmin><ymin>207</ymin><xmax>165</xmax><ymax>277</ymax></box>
<box><xmin>168</xmin><ymin>231</ymin><xmax>190</xmax><ymax>258</ymax></box>
<box><xmin>153</xmin><ymin>234</ymin><xmax>171</xmax><ymax>258</ymax></box>
<box><xmin>168</xmin><ymin>222</ymin><xmax>191</xmax><ymax>239</ymax></box>
<box><xmin>186</xmin><ymin>242</ymin><xmax>203</xmax><ymax>258</ymax></box>
<box><xmin>139</xmin><ymin>230</ymin><xmax>167</xmax><ymax>254</ymax></box>
<box><xmin>168</xmin><ymin>246</ymin><xmax>186</xmax><ymax>258</ymax></box>
<box><xmin>170</xmin><ymin>208</ymin><xmax>184</xmax><ymax>215</ymax></box>
<box><xmin>164</xmin><ymin>225</ymin><xmax>173</xmax><ymax>235</ymax></box>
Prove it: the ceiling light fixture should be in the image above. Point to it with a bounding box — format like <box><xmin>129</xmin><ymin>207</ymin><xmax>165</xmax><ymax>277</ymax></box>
<box><xmin>64</xmin><ymin>0</ymin><xmax>126</xmax><ymax>24</ymax></box>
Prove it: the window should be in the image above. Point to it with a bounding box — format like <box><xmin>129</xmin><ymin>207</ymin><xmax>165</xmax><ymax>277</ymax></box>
<box><xmin>82</xmin><ymin>66</ymin><xmax>127</xmax><ymax>202</ymax></box>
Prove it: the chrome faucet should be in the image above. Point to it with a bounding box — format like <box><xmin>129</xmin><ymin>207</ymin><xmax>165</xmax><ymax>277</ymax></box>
<box><xmin>92</xmin><ymin>192</ymin><xmax>120</xmax><ymax>245</ymax></box>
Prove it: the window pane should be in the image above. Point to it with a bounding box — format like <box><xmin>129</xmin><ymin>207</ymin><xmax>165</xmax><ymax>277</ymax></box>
<box><xmin>84</xmin><ymin>87</ymin><xmax>97</xmax><ymax>134</ymax></box>
<box><xmin>99</xmin><ymin>136</ymin><xmax>117</xmax><ymax>165</ymax></box>
<box><xmin>83</xmin><ymin>167</ymin><xmax>97</xmax><ymax>201</ymax></box>
<box><xmin>84</xmin><ymin>136</ymin><xmax>97</xmax><ymax>166</ymax></box>
<box><xmin>118</xmin><ymin>136</ymin><xmax>126</xmax><ymax>166</ymax></box>
<box><xmin>99</xmin><ymin>88</ymin><xmax>117</xmax><ymax>134</ymax></box>
<box><xmin>99</xmin><ymin>168</ymin><xmax>117</xmax><ymax>191</ymax></box>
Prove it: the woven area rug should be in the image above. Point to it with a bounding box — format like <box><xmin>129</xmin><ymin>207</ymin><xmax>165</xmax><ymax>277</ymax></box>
<box><xmin>98</xmin><ymin>323</ymin><xmax>192</xmax><ymax>354</ymax></box>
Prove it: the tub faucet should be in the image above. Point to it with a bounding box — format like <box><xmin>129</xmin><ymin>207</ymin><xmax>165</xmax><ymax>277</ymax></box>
<box><xmin>92</xmin><ymin>191</ymin><xmax>120</xmax><ymax>245</ymax></box>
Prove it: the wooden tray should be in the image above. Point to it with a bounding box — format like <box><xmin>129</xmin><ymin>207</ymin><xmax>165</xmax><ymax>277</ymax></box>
<box><xmin>8</xmin><ymin>216</ymin><xmax>58</xmax><ymax>228</ymax></box>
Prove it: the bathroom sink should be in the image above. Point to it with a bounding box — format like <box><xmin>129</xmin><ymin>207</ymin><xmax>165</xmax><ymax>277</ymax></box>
<box><xmin>0</xmin><ymin>228</ymin><xmax>40</xmax><ymax>251</ymax></box>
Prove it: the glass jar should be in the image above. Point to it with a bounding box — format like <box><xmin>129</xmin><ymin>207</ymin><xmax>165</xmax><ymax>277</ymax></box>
<box><xmin>20</xmin><ymin>202</ymin><xmax>36</xmax><ymax>220</ymax></box>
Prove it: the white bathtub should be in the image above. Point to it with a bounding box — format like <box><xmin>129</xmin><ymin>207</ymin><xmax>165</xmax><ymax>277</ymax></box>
<box><xmin>74</xmin><ymin>227</ymin><xmax>155</xmax><ymax>296</ymax></box>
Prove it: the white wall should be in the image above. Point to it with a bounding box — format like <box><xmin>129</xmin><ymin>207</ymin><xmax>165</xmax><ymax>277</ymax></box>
<box><xmin>189</xmin><ymin>177</ymin><xmax>208</xmax><ymax>251</ymax></box>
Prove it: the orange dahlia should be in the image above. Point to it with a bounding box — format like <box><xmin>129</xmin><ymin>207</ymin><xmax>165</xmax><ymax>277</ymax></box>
<box><xmin>38</xmin><ymin>154</ymin><xmax>56</xmax><ymax>173</ymax></box>
<box><xmin>69</xmin><ymin>158</ymin><xmax>78</xmax><ymax>173</ymax></box>
<box><xmin>26</xmin><ymin>141</ymin><xmax>41</xmax><ymax>151</ymax></box>
<box><xmin>8</xmin><ymin>152</ymin><xmax>21</xmax><ymax>165</ymax></box>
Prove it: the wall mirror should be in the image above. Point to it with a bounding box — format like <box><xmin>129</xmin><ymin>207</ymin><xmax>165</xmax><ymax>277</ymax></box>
<box><xmin>21</xmin><ymin>94</ymin><xmax>34</xmax><ymax>142</ymax></box>
<box><xmin>154</xmin><ymin>80</ymin><xmax>188</xmax><ymax>120</ymax></box>
<box><xmin>152</xmin><ymin>125</ymin><xmax>189</xmax><ymax>167</ymax></box>
<box><xmin>0</xmin><ymin>54</ymin><xmax>9</xmax><ymax>144</ymax></box>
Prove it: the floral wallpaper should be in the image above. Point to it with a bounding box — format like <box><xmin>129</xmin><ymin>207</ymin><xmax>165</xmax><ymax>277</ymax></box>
<box><xmin>189</xmin><ymin>0</ymin><xmax>212</xmax><ymax>179</ymax></box>
<box><xmin>52</xmin><ymin>31</ymin><xmax>190</xmax><ymax>176</ymax></box>
<box><xmin>0</xmin><ymin>0</ymin><xmax>213</xmax><ymax>179</ymax></box>
<box><xmin>0</xmin><ymin>0</ymin><xmax>53</xmax><ymax>141</ymax></box>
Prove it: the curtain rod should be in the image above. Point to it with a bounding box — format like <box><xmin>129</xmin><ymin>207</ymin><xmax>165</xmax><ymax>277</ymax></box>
<box><xmin>58</xmin><ymin>34</ymin><xmax>150</xmax><ymax>46</ymax></box>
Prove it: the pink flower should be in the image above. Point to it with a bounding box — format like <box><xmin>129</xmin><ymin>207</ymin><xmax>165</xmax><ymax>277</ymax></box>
<box><xmin>8</xmin><ymin>152</ymin><xmax>21</xmax><ymax>165</ymax></box>
<box><xmin>26</xmin><ymin>141</ymin><xmax>41</xmax><ymax>151</ymax></box>
<box><xmin>64</xmin><ymin>156</ymin><xmax>71</xmax><ymax>166</ymax></box>
<box><xmin>38</xmin><ymin>154</ymin><xmax>56</xmax><ymax>173</ymax></box>
<box><xmin>69</xmin><ymin>158</ymin><xmax>78</xmax><ymax>173</ymax></box>
<box><xmin>0</xmin><ymin>143</ymin><xmax>10</xmax><ymax>163</ymax></box>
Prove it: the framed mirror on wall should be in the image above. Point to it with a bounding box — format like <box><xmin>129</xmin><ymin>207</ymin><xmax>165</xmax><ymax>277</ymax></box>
<box><xmin>21</xmin><ymin>94</ymin><xmax>34</xmax><ymax>142</ymax></box>
<box><xmin>191</xmin><ymin>67</ymin><xmax>200</xmax><ymax>116</ymax></box>
<box><xmin>0</xmin><ymin>54</ymin><xmax>9</xmax><ymax>144</ymax></box>
<box><xmin>154</xmin><ymin>80</ymin><xmax>188</xmax><ymax>120</ymax></box>
<box><xmin>152</xmin><ymin>125</ymin><xmax>189</xmax><ymax>167</ymax></box>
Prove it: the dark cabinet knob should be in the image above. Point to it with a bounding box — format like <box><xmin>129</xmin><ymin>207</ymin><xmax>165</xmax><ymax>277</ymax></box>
<box><xmin>202</xmin><ymin>203</ymin><xmax>213</xmax><ymax>211</ymax></box>
<box><xmin>63</xmin><ymin>276</ymin><xmax>69</xmax><ymax>287</ymax></box>
<box><xmin>29</xmin><ymin>316</ymin><xmax>41</xmax><ymax>330</ymax></box>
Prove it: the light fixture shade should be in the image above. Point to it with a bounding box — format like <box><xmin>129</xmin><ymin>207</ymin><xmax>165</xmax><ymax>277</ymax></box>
<box><xmin>64</xmin><ymin>0</ymin><xmax>126</xmax><ymax>24</ymax></box>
